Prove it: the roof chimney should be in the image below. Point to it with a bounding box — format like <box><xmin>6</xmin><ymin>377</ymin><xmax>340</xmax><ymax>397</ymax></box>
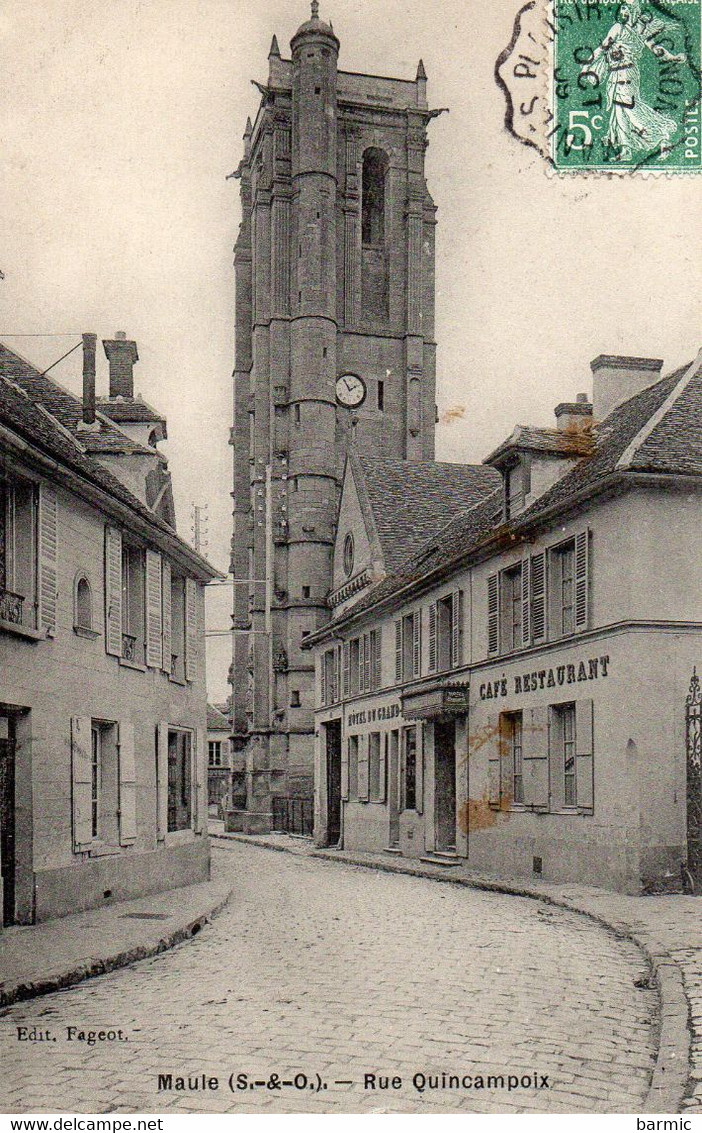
<box><xmin>103</xmin><ymin>331</ymin><xmax>139</xmax><ymax>399</ymax></box>
<box><xmin>591</xmin><ymin>355</ymin><xmax>664</xmax><ymax>421</ymax></box>
<box><xmin>554</xmin><ymin>392</ymin><xmax>593</xmax><ymax>433</ymax></box>
<box><xmin>81</xmin><ymin>333</ymin><xmax>97</xmax><ymax>425</ymax></box>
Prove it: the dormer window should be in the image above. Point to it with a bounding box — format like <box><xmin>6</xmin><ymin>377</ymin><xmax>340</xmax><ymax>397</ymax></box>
<box><xmin>505</xmin><ymin>461</ymin><xmax>530</xmax><ymax>519</ymax></box>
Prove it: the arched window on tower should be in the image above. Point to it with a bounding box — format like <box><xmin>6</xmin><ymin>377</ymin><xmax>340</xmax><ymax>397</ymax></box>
<box><xmin>362</xmin><ymin>149</ymin><xmax>388</xmax><ymax>246</ymax></box>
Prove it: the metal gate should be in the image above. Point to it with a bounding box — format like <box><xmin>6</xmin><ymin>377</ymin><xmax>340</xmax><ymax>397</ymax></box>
<box><xmin>685</xmin><ymin>668</ymin><xmax>701</xmax><ymax>894</ymax></box>
<box><xmin>272</xmin><ymin>796</ymin><xmax>313</xmax><ymax>838</ymax></box>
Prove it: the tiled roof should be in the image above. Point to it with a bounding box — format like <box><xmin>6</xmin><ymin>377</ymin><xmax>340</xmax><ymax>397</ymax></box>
<box><xmin>0</xmin><ymin>343</ymin><xmax>154</xmax><ymax>456</ymax></box>
<box><xmin>207</xmin><ymin>704</ymin><xmax>231</xmax><ymax>731</ymax></box>
<box><xmin>0</xmin><ymin>347</ymin><xmax>218</xmax><ymax>580</ymax></box>
<box><xmin>486</xmin><ymin>424</ymin><xmax>593</xmax><ymax>464</ymax></box>
<box><xmin>313</xmin><ymin>357</ymin><xmax>701</xmax><ymax>637</ymax></box>
<box><xmin>96</xmin><ymin>397</ymin><xmax>166</xmax><ymax>425</ymax></box>
<box><xmin>356</xmin><ymin>454</ymin><xmax>501</xmax><ymax>571</ymax></box>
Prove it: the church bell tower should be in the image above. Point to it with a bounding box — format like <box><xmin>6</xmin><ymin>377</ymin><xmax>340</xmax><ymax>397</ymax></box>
<box><xmin>229</xmin><ymin>3</ymin><xmax>441</xmax><ymax>830</ymax></box>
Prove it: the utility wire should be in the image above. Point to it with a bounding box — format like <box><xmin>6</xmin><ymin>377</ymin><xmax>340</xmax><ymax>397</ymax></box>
<box><xmin>39</xmin><ymin>339</ymin><xmax>83</xmax><ymax>376</ymax></box>
<box><xmin>0</xmin><ymin>332</ymin><xmax>85</xmax><ymax>338</ymax></box>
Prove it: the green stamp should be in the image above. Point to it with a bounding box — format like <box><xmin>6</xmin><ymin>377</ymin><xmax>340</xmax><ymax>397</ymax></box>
<box><xmin>552</xmin><ymin>0</ymin><xmax>701</xmax><ymax>170</ymax></box>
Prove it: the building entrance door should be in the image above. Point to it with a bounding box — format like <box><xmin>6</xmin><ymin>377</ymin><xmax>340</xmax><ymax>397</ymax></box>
<box><xmin>686</xmin><ymin>669</ymin><xmax>701</xmax><ymax>893</ymax></box>
<box><xmin>387</xmin><ymin>730</ymin><xmax>400</xmax><ymax>849</ymax></box>
<box><xmin>434</xmin><ymin>719</ymin><xmax>457</xmax><ymax>853</ymax></box>
<box><xmin>325</xmin><ymin>721</ymin><xmax>342</xmax><ymax>847</ymax></box>
<box><xmin>0</xmin><ymin>716</ymin><xmax>17</xmax><ymax>926</ymax></box>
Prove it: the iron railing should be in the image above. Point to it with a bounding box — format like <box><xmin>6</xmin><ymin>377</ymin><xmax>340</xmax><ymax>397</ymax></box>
<box><xmin>272</xmin><ymin>795</ymin><xmax>314</xmax><ymax>838</ymax></box>
<box><xmin>122</xmin><ymin>632</ymin><xmax>137</xmax><ymax>661</ymax></box>
<box><xmin>0</xmin><ymin>588</ymin><xmax>24</xmax><ymax>625</ymax></box>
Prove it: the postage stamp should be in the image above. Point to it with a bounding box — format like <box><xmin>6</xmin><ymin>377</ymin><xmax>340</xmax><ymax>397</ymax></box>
<box><xmin>496</xmin><ymin>0</ymin><xmax>701</xmax><ymax>173</ymax></box>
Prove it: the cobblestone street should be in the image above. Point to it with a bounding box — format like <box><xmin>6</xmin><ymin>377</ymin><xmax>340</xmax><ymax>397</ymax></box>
<box><xmin>0</xmin><ymin>842</ymin><xmax>658</xmax><ymax>1114</ymax></box>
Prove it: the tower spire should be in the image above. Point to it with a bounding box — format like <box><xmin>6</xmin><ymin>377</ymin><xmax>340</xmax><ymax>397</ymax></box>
<box><xmin>269</xmin><ymin>33</ymin><xmax>280</xmax><ymax>58</ymax></box>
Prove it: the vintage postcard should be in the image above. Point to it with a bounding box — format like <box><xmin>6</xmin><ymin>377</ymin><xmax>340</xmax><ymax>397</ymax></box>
<box><xmin>0</xmin><ymin>0</ymin><xmax>700</xmax><ymax>1122</ymax></box>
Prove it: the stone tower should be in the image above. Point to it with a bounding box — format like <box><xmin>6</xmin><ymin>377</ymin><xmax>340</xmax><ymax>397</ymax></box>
<box><xmin>229</xmin><ymin>3</ymin><xmax>439</xmax><ymax>831</ymax></box>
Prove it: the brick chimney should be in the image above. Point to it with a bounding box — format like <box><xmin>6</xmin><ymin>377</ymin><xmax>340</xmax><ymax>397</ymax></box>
<box><xmin>591</xmin><ymin>355</ymin><xmax>664</xmax><ymax>422</ymax></box>
<box><xmin>81</xmin><ymin>333</ymin><xmax>97</xmax><ymax>425</ymax></box>
<box><xmin>554</xmin><ymin>392</ymin><xmax>593</xmax><ymax>433</ymax></box>
<box><xmin>103</xmin><ymin>331</ymin><xmax>139</xmax><ymax>399</ymax></box>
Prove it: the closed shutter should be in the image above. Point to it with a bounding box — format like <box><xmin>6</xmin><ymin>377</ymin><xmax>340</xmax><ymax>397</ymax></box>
<box><xmin>161</xmin><ymin>560</ymin><xmax>172</xmax><ymax>674</ymax></box>
<box><xmin>118</xmin><ymin>721</ymin><xmax>137</xmax><ymax>845</ymax></box>
<box><xmin>531</xmin><ymin>551</ymin><xmax>546</xmax><ymax>643</ymax></box>
<box><xmin>378</xmin><ymin>733</ymin><xmax>387</xmax><ymax>804</ymax></box>
<box><xmin>428</xmin><ymin>602</ymin><xmax>437</xmax><ymax>672</ymax></box>
<box><xmin>485</xmin><ymin>713</ymin><xmax>501</xmax><ymax>809</ymax></box>
<box><xmin>357</xmin><ymin>735</ymin><xmax>369</xmax><ymax>801</ymax></box>
<box><xmin>105</xmin><ymin>526</ymin><xmax>123</xmax><ymax>656</ymax></box>
<box><xmin>157</xmin><ymin>722</ymin><xmax>169</xmax><ymax>839</ymax></box>
<box><xmin>343</xmin><ymin>642</ymin><xmax>350</xmax><ymax>697</ymax></box>
<box><xmin>331</xmin><ymin>647</ymin><xmax>338</xmax><ymax>703</ymax></box>
<box><xmin>522</xmin><ymin>707</ymin><xmax>550</xmax><ymax>811</ymax></box>
<box><xmin>451</xmin><ymin>590</ymin><xmax>463</xmax><ymax>668</ymax></box>
<box><xmin>184</xmin><ymin>578</ymin><xmax>198</xmax><ymax>681</ymax></box>
<box><xmin>194</xmin><ymin>728</ymin><xmax>206</xmax><ymax>832</ymax></box>
<box><xmin>341</xmin><ymin>739</ymin><xmax>349</xmax><ymax>801</ymax></box>
<box><xmin>363</xmin><ymin>633</ymin><xmax>371</xmax><ymax>692</ymax></box>
<box><xmin>415</xmin><ymin>725</ymin><xmax>424</xmax><ymax>815</ymax></box>
<box><xmin>372</xmin><ymin>628</ymin><xmax>382</xmax><ymax>690</ymax></box>
<box><xmin>395</xmin><ymin>620</ymin><xmax>402</xmax><ymax>682</ymax></box>
<box><xmin>320</xmin><ymin>652</ymin><xmax>328</xmax><ymax>706</ymax></box>
<box><xmin>487</xmin><ymin>574</ymin><xmax>499</xmax><ymax>656</ymax></box>
<box><xmin>71</xmin><ymin>716</ymin><xmax>93</xmax><ymax>850</ymax></box>
<box><xmin>521</xmin><ymin>554</ymin><xmax>531</xmax><ymax>647</ymax></box>
<box><xmin>575</xmin><ymin>530</ymin><xmax>589</xmax><ymax>633</ymax></box>
<box><xmin>145</xmin><ymin>550</ymin><xmax>163</xmax><ymax>668</ymax></box>
<box><xmin>575</xmin><ymin>699</ymin><xmax>594</xmax><ymax>813</ymax></box>
<box><xmin>412</xmin><ymin>612</ymin><xmax>421</xmax><ymax>678</ymax></box>
<box><xmin>38</xmin><ymin>483</ymin><xmax>58</xmax><ymax>633</ymax></box>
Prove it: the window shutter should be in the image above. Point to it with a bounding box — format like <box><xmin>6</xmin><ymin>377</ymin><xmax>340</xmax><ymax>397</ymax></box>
<box><xmin>118</xmin><ymin>721</ymin><xmax>137</xmax><ymax>845</ymax></box>
<box><xmin>575</xmin><ymin>530</ymin><xmax>589</xmax><ymax>633</ymax></box>
<box><xmin>360</xmin><ymin>633</ymin><xmax>367</xmax><ymax>692</ymax></box>
<box><xmin>378</xmin><ymin>733</ymin><xmax>387</xmax><ymax>804</ymax></box>
<box><xmin>343</xmin><ymin>642</ymin><xmax>350</xmax><ymax>698</ymax></box>
<box><xmin>521</xmin><ymin>555</ymin><xmax>531</xmax><ymax>648</ymax></box>
<box><xmin>485</xmin><ymin>713</ymin><xmax>501</xmax><ymax>809</ymax></box>
<box><xmin>412</xmin><ymin>612</ymin><xmax>421</xmax><ymax>678</ymax></box>
<box><xmin>358</xmin><ymin>735</ymin><xmax>370</xmax><ymax>801</ymax></box>
<box><xmin>575</xmin><ymin>699</ymin><xmax>594</xmax><ymax>813</ymax></box>
<box><xmin>184</xmin><ymin>578</ymin><xmax>198</xmax><ymax>681</ymax></box>
<box><xmin>105</xmin><ymin>526</ymin><xmax>123</xmax><ymax>657</ymax></box>
<box><xmin>320</xmin><ymin>652</ymin><xmax>328</xmax><ymax>706</ymax></box>
<box><xmin>71</xmin><ymin>716</ymin><xmax>93</xmax><ymax>850</ymax></box>
<box><xmin>161</xmin><ymin>560</ymin><xmax>172</xmax><ymax>674</ymax></box>
<box><xmin>156</xmin><ymin>723</ymin><xmax>169</xmax><ymax>839</ymax></box>
<box><xmin>530</xmin><ymin>551</ymin><xmax>546</xmax><ymax>643</ymax></box>
<box><xmin>372</xmin><ymin>628</ymin><xmax>382</xmax><ymax>690</ymax></box>
<box><xmin>194</xmin><ymin>728</ymin><xmax>206</xmax><ymax>832</ymax></box>
<box><xmin>38</xmin><ymin>483</ymin><xmax>58</xmax><ymax>633</ymax></box>
<box><xmin>522</xmin><ymin>707</ymin><xmax>550</xmax><ymax>812</ymax></box>
<box><xmin>487</xmin><ymin>574</ymin><xmax>499</xmax><ymax>656</ymax></box>
<box><xmin>451</xmin><ymin>590</ymin><xmax>463</xmax><ymax>668</ymax></box>
<box><xmin>341</xmin><ymin>740</ymin><xmax>349</xmax><ymax>801</ymax></box>
<box><xmin>145</xmin><ymin>550</ymin><xmax>163</xmax><ymax>669</ymax></box>
<box><xmin>415</xmin><ymin>725</ymin><xmax>424</xmax><ymax>815</ymax></box>
<box><xmin>428</xmin><ymin>603</ymin><xmax>437</xmax><ymax>672</ymax></box>
<box><xmin>395</xmin><ymin>620</ymin><xmax>402</xmax><ymax>682</ymax></box>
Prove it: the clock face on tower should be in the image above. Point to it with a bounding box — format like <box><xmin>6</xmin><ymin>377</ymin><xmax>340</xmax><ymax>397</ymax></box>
<box><xmin>335</xmin><ymin>373</ymin><xmax>366</xmax><ymax>409</ymax></box>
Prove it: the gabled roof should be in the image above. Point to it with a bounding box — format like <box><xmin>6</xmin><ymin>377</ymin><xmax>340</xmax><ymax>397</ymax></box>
<box><xmin>0</xmin><ymin>343</ymin><xmax>155</xmax><ymax>456</ymax></box>
<box><xmin>0</xmin><ymin>345</ymin><xmax>218</xmax><ymax>582</ymax></box>
<box><xmin>353</xmin><ymin>453</ymin><xmax>501</xmax><ymax>572</ymax></box>
<box><xmin>485</xmin><ymin>424</ymin><xmax>593</xmax><ymax>465</ymax></box>
<box><xmin>207</xmin><ymin>704</ymin><xmax>231</xmax><ymax>731</ymax></box>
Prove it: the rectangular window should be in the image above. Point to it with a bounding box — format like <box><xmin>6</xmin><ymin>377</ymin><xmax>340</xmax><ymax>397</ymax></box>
<box><xmin>290</xmin><ymin>689</ymin><xmax>301</xmax><ymax>708</ymax></box>
<box><xmin>208</xmin><ymin>740</ymin><xmax>222</xmax><ymax>767</ymax></box>
<box><xmin>348</xmin><ymin>734</ymin><xmax>359</xmax><ymax>800</ymax></box>
<box><xmin>349</xmin><ymin>638</ymin><xmax>360</xmax><ymax>696</ymax></box>
<box><xmin>377</xmin><ymin>380</ymin><xmax>384</xmax><ymax>411</ymax></box>
<box><xmin>0</xmin><ymin>475</ymin><xmax>38</xmax><ymax>630</ymax></box>
<box><xmin>167</xmin><ymin>729</ymin><xmax>192</xmax><ymax>832</ymax></box>
<box><xmin>505</xmin><ymin>712</ymin><xmax>524</xmax><ymax>806</ymax></box>
<box><xmin>437</xmin><ymin>594</ymin><xmax>452</xmax><ymax>671</ymax></box>
<box><xmin>402</xmin><ymin>726</ymin><xmax>417</xmax><ymax>811</ymax></box>
<box><xmin>91</xmin><ymin>725</ymin><xmax>101</xmax><ymax>838</ymax></box>
<box><xmin>500</xmin><ymin>564</ymin><xmax>522</xmax><ymax>653</ymax></box>
<box><xmin>368</xmin><ymin>732</ymin><xmax>382</xmax><ymax>801</ymax></box>
<box><xmin>170</xmin><ymin>573</ymin><xmax>186</xmax><ymax>680</ymax></box>
<box><xmin>400</xmin><ymin>612</ymin><xmax>420</xmax><ymax>681</ymax></box>
<box><xmin>121</xmin><ymin>544</ymin><xmax>145</xmax><ymax>664</ymax></box>
<box><xmin>549</xmin><ymin>540</ymin><xmax>575</xmax><ymax>638</ymax></box>
<box><xmin>553</xmin><ymin>703</ymin><xmax>577</xmax><ymax>808</ymax></box>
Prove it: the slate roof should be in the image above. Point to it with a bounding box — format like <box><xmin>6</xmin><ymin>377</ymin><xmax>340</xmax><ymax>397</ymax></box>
<box><xmin>0</xmin><ymin>345</ymin><xmax>218</xmax><ymax>581</ymax></box>
<box><xmin>0</xmin><ymin>343</ymin><xmax>155</xmax><ymax>456</ymax></box>
<box><xmin>96</xmin><ymin>397</ymin><xmax>166</xmax><ymax>425</ymax></box>
<box><xmin>355</xmin><ymin>454</ymin><xmax>501</xmax><ymax>572</ymax></box>
<box><xmin>485</xmin><ymin>424</ymin><xmax>593</xmax><ymax>464</ymax></box>
<box><xmin>207</xmin><ymin>704</ymin><xmax>231</xmax><ymax>731</ymax></box>
<box><xmin>309</xmin><ymin>355</ymin><xmax>701</xmax><ymax>638</ymax></box>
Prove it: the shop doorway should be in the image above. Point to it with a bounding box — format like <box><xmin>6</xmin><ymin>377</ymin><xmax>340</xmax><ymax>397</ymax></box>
<box><xmin>434</xmin><ymin>719</ymin><xmax>457</xmax><ymax>853</ymax></box>
<box><xmin>685</xmin><ymin>669</ymin><xmax>701</xmax><ymax>893</ymax></box>
<box><xmin>325</xmin><ymin>720</ymin><xmax>342</xmax><ymax>847</ymax></box>
<box><xmin>0</xmin><ymin>715</ymin><xmax>16</xmax><ymax>925</ymax></box>
<box><xmin>387</xmin><ymin>730</ymin><xmax>400</xmax><ymax>849</ymax></box>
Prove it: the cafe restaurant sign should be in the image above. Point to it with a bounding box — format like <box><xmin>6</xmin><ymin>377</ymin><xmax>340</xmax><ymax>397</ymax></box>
<box><xmin>479</xmin><ymin>654</ymin><xmax>611</xmax><ymax>702</ymax></box>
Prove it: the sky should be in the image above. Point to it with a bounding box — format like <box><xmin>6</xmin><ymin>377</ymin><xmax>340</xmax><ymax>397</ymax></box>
<box><xmin>1</xmin><ymin>0</ymin><xmax>699</xmax><ymax>701</ymax></box>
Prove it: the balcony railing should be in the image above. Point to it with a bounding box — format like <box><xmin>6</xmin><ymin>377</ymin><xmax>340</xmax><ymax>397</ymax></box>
<box><xmin>0</xmin><ymin>587</ymin><xmax>24</xmax><ymax>626</ymax></box>
<box><xmin>122</xmin><ymin>632</ymin><xmax>137</xmax><ymax>662</ymax></box>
